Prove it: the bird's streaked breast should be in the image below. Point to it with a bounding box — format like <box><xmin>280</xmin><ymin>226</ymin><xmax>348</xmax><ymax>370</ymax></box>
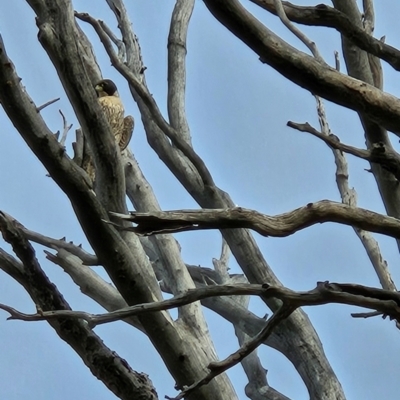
<box><xmin>98</xmin><ymin>96</ymin><xmax>125</xmax><ymax>144</ymax></box>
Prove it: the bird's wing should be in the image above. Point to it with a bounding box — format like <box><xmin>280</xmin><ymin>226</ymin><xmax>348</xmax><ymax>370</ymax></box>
<box><xmin>120</xmin><ymin>115</ymin><xmax>134</xmax><ymax>150</ymax></box>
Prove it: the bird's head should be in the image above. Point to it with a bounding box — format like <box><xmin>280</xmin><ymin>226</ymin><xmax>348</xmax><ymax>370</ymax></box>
<box><xmin>95</xmin><ymin>79</ymin><xmax>119</xmax><ymax>97</ymax></box>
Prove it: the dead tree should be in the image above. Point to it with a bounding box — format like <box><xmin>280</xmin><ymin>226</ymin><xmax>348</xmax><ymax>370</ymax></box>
<box><xmin>1</xmin><ymin>1</ymin><xmax>400</xmax><ymax>399</ymax></box>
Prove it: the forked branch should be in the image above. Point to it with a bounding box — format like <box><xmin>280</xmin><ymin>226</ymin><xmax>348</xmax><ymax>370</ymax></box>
<box><xmin>75</xmin><ymin>11</ymin><xmax>215</xmax><ymax>187</ymax></box>
<box><xmin>166</xmin><ymin>305</ymin><xmax>294</xmax><ymax>400</ymax></box>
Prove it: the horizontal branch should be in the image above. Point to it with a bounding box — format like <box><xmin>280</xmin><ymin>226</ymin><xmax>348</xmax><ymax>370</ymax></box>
<box><xmin>288</xmin><ymin>121</ymin><xmax>400</xmax><ymax>181</ymax></box>
<box><xmin>108</xmin><ymin>200</ymin><xmax>400</xmax><ymax>239</ymax></box>
<box><xmin>288</xmin><ymin>121</ymin><xmax>370</xmax><ymax>158</ymax></box>
<box><xmin>2</xmin><ymin>281</ymin><xmax>400</xmax><ymax>327</ymax></box>
<box><xmin>0</xmin><ymin>284</ymin><xmax>269</xmax><ymax>327</ymax></box>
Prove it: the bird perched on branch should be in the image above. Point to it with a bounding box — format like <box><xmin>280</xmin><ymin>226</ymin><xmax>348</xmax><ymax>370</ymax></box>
<box><xmin>95</xmin><ymin>79</ymin><xmax>134</xmax><ymax>150</ymax></box>
<box><xmin>81</xmin><ymin>79</ymin><xmax>134</xmax><ymax>182</ymax></box>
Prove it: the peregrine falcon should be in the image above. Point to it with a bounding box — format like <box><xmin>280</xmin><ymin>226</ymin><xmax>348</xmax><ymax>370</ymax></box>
<box><xmin>81</xmin><ymin>79</ymin><xmax>134</xmax><ymax>182</ymax></box>
<box><xmin>94</xmin><ymin>79</ymin><xmax>134</xmax><ymax>150</ymax></box>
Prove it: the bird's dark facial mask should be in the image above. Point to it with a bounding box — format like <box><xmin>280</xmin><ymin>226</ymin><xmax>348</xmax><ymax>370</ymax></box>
<box><xmin>95</xmin><ymin>79</ymin><xmax>118</xmax><ymax>97</ymax></box>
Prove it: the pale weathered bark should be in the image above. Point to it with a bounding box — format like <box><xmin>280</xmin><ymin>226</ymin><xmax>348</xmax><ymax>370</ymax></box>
<box><xmin>1</xmin><ymin>1</ymin><xmax>236</xmax><ymax>399</ymax></box>
<box><xmin>110</xmin><ymin>203</ymin><xmax>400</xmax><ymax>239</ymax></box>
<box><xmin>1</xmin><ymin>0</ymin><xmax>400</xmax><ymax>399</ymax></box>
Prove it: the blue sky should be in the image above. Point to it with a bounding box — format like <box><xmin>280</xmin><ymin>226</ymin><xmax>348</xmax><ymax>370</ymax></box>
<box><xmin>1</xmin><ymin>1</ymin><xmax>400</xmax><ymax>399</ymax></box>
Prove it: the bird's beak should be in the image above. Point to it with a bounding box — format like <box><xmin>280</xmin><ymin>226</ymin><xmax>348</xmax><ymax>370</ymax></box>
<box><xmin>95</xmin><ymin>84</ymin><xmax>102</xmax><ymax>92</ymax></box>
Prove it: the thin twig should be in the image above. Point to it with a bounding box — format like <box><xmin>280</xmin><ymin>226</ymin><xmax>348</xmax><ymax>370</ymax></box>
<box><xmin>291</xmin><ymin>91</ymin><xmax>397</xmax><ymax>293</ymax></box>
<box><xmin>352</xmin><ymin>311</ymin><xmax>382</xmax><ymax>319</ymax></box>
<box><xmin>272</xmin><ymin>0</ymin><xmax>325</xmax><ymax>63</ymax></box>
<box><xmin>167</xmin><ymin>305</ymin><xmax>293</xmax><ymax>399</ymax></box>
<box><xmin>99</xmin><ymin>19</ymin><xmax>126</xmax><ymax>60</ymax></box>
<box><xmin>58</xmin><ymin>109</ymin><xmax>73</xmax><ymax>146</ymax></box>
<box><xmin>287</xmin><ymin>121</ymin><xmax>400</xmax><ymax>182</ymax></box>
<box><xmin>104</xmin><ymin>0</ymin><xmax>139</xmax><ymax>68</ymax></box>
<box><xmin>288</xmin><ymin>121</ymin><xmax>369</xmax><ymax>157</ymax></box>
<box><xmin>334</xmin><ymin>51</ymin><xmax>340</xmax><ymax>71</ymax></box>
<box><xmin>36</xmin><ymin>97</ymin><xmax>60</xmax><ymax>112</ymax></box>
<box><xmin>23</xmin><ymin>227</ymin><xmax>98</xmax><ymax>266</ymax></box>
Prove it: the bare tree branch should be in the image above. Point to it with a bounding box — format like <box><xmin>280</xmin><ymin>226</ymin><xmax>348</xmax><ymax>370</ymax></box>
<box><xmin>202</xmin><ymin>0</ymin><xmax>400</xmax><ymax>136</ymax></box>
<box><xmin>250</xmin><ymin>0</ymin><xmax>400</xmax><ymax>71</ymax></box>
<box><xmin>362</xmin><ymin>0</ymin><xmax>374</xmax><ymax>35</ymax></box>
<box><xmin>218</xmin><ymin>0</ymin><xmax>400</xmax><ymax>240</ymax></box>
<box><xmin>168</xmin><ymin>306</ymin><xmax>294</xmax><ymax>400</ymax></box>
<box><xmin>104</xmin><ymin>0</ymin><xmax>139</xmax><ymax>69</ymax></box>
<box><xmin>117</xmin><ymin>3</ymin><xmax>345</xmax><ymax>395</ymax></box>
<box><xmin>109</xmin><ymin>202</ymin><xmax>400</xmax><ymax>240</ymax></box>
<box><xmin>36</xmin><ymin>97</ymin><xmax>60</xmax><ymax>111</ymax></box>
<box><xmin>75</xmin><ymin>11</ymin><xmax>215</xmax><ymax>187</ymax></box>
<box><xmin>58</xmin><ymin>109</ymin><xmax>73</xmax><ymax>146</ymax></box>
<box><xmin>0</xmin><ymin>284</ymin><xmax>269</xmax><ymax>326</ymax></box>
<box><xmin>0</xmin><ymin>212</ymin><xmax>158</xmax><ymax>400</ymax></box>
<box><xmin>225</xmin><ymin>270</ymin><xmax>286</xmax><ymax>400</ymax></box>
<box><xmin>334</xmin><ymin>50</ymin><xmax>340</xmax><ymax>71</ymax></box>
<box><xmin>122</xmin><ymin>150</ymin><xmax>206</xmax><ymax>323</ymax></box>
<box><xmin>4</xmin><ymin>281</ymin><xmax>400</xmax><ymax>327</ymax></box>
<box><xmin>99</xmin><ymin>19</ymin><xmax>126</xmax><ymax>60</ymax></box>
<box><xmin>22</xmin><ymin>225</ymin><xmax>99</xmax><ymax>265</ymax></box>
<box><xmin>330</xmin><ymin>0</ymin><xmax>400</xmax><ymax>251</ymax></box>
<box><xmin>26</xmin><ymin>3</ymin><xmax>127</xmax><ymax>211</ymax></box>
<box><xmin>276</xmin><ymin>0</ymin><xmax>395</xmax><ymax>298</ymax></box>
<box><xmin>2</xmin><ymin>6</ymin><xmax>233</xmax><ymax>397</ymax></box>
<box><xmin>272</xmin><ymin>0</ymin><xmax>324</xmax><ymax>62</ymax></box>
<box><xmin>212</xmin><ymin>239</ymin><xmax>230</xmax><ymax>282</ymax></box>
<box><xmin>287</xmin><ymin>121</ymin><xmax>400</xmax><ymax>182</ymax></box>
<box><xmin>310</xmin><ymin>97</ymin><xmax>396</xmax><ymax>292</ymax></box>
<box><xmin>4</xmin><ymin>1</ymin><xmax>394</xmax><ymax>398</ymax></box>
<box><xmin>167</xmin><ymin>0</ymin><xmax>194</xmax><ymax>144</ymax></box>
